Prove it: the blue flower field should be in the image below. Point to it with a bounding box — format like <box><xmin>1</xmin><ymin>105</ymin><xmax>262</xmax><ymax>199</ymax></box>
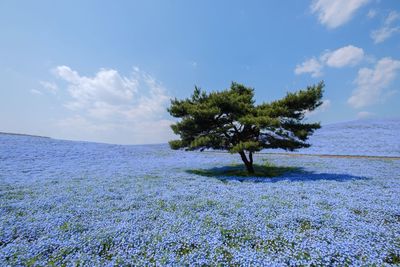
<box><xmin>1</xmin><ymin>119</ymin><xmax>400</xmax><ymax>266</ymax></box>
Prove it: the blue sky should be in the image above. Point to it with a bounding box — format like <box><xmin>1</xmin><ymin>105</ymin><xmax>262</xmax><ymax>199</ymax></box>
<box><xmin>1</xmin><ymin>0</ymin><xmax>399</xmax><ymax>144</ymax></box>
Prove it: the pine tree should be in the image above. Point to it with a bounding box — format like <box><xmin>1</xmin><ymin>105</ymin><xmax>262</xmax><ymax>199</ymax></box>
<box><xmin>168</xmin><ymin>82</ymin><xmax>324</xmax><ymax>173</ymax></box>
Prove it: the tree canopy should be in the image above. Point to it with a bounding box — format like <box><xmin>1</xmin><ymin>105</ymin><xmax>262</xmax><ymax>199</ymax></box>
<box><xmin>168</xmin><ymin>82</ymin><xmax>324</xmax><ymax>173</ymax></box>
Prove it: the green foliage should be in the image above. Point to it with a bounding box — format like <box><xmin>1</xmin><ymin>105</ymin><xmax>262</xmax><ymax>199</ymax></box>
<box><xmin>168</xmin><ymin>81</ymin><xmax>324</xmax><ymax>172</ymax></box>
<box><xmin>230</xmin><ymin>141</ymin><xmax>261</xmax><ymax>153</ymax></box>
<box><xmin>385</xmin><ymin>252</ymin><xmax>400</xmax><ymax>264</ymax></box>
<box><xmin>168</xmin><ymin>140</ymin><xmax>183</xmax><ymax>150</ymax></box>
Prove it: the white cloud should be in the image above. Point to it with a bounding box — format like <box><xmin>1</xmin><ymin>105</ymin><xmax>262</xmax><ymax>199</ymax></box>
<box><xmin>385</xmin><ymin>10</ymin><xmax>400</xmax><ymax>25</ymax></box>
<box><xmin>49</xmin><ymin>66</ymin><xmax>175</xmax><ymax>144</ymax></box>
<box><xmin>40</xmin><ymin>81</ymin><xmax>58</xmax><ymax>94</ymax></box>
<box><xmin>356</xmin><ymin>111</ymin><xmax>374</xmax><ymax>119</ymax></box>
<box><xmin>57</xmin><ymin>115</ymin><xmax>110</xmax><ymax>133</ymax></box>
<box><xmin>367</xmin><ymin>9</ymin><xmax>377</xmax><ymax>19</ymax></box>
<box><xmin>30</xmin><ymin>89</ymin><xmax>43</xmax><ymax>95</ymax></box>
<box><xmin>54</xmin><ymin>66</ymin><xmax>138</xmax><ymax>110</ymax></box>
<box><xmin>371</xmin><ymin>10</ymin><xmax>400</xmax><ymax>43</ymax></box>
<box><xmin>295</xmin><ymin>45</ymin><xmax>364</xmax><ymax>77</ymax></box>
<box><xmin>294</xmin><ymin>58</ymin><xmax>323</xmax><ymax>77</ymax></box>
<box><xmin>311</xmin><ymin>0</ymin><xmax>369</xmax><ymax>29</ymax></box>
<box><xmin>371</xmin><ymin>27</ymin><xmax>400</xmax><ymax>43</ymax></box>
<box><xmin>348</xmin><ymin>57</ymin><xmax>400</xmax><ymax>108</ymax></box>
<box><xmin>53</xmin><ymin>66</ymin><xmax>80</xmax><ymax>83</ymax></box>
<box><xmin>30</xmin><ymin>81</ymin><xmax>59</xmax><ymax>95</ymax></box>
<box><xmin>321</xmin><ymin>45</ymin><xmax>364</xmax><ymax>68</ymax></box>
<box><xmin>305</xmin><ymin>99</ymin><xmax>331</xmax><ymax>117</ymax></box>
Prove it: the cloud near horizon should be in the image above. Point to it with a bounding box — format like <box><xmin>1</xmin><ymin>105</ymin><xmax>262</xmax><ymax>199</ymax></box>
<box><xmin>294</xmin><ymin>58</ymin><xmax>323</xmax><ymax>78</ymax></box>
<box><xmin>48</xmin><ymin>66</ymin><xmax>175</xmax><ymax>144</ymax></box>
<box><xmin>348</xmin><ymin>57</ymin><xmax>400</xmax><ymax>108</ymax></box>
<box><xmin>295</xmin><ymin>45</ymin><xmax>364</xmax><ymax>77</ymax></box>
<box><xmin>356</xmin><ymin>111</ymin><xmax>374</xmax><ymax>119</ymax></box>
<box><xmin>305</xmin><ymin>99</ymin><xmax>331</xmax><ymax>117</ymax></box>
<box><xmin>321</xmin><ymin>45</ymin><xmax>364</xmax><ymax>68</ymax></box>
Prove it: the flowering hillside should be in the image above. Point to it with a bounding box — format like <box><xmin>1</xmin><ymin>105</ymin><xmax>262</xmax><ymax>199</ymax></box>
<box><xmin>0</xmin><ymin>120</ymin><xmax>399</xmax><ymax>266</ymax></box>
<box><xmin>278</xmin><ymin>118</ymin><xmax>400</xmax><ymax>157</ymax></box>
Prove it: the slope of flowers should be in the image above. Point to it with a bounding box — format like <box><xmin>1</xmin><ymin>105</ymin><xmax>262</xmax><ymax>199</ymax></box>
<box><xmin>270</xmin><ymin>118</ymin><xmax>400</xmax><ymax>157</ymax></box>
<box><xmin>0</xmin><ymin>129</ymin><xmax>399</xmax><ymax>266</ymax></box>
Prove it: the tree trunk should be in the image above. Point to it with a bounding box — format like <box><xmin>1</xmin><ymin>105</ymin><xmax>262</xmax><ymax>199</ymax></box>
<box><xmin>239</xmin><ymin>151</ymin><xmax>255</xmax><ymax>174</ymax></box>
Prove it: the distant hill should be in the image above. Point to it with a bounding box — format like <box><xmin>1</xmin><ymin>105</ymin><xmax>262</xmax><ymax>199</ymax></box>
<box><xmin>0</xmin><ymin>132</ymin><xmax>50</xmax><ymax>139</ymax></box>
<box><xmin>1</xmin><ymin>119</ymin><xmax>399</xmax><ymax>157</ymax></box>
<box><xmin>271</xmin><ymin>118</ymin><xmax>400</xmax><ymax>157</ymax></box>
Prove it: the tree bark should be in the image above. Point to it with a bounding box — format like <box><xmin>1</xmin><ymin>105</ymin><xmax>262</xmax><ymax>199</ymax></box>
<box><xmin>239</xmin><ymin>151</ymin><xmax>254</xmax><ymax>174</ymax></box>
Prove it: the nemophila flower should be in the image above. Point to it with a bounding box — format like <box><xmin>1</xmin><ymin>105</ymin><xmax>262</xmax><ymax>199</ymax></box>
<box><xmin>0</xmin><ymin>121</ymin><xmax>400</xmax><ymax>266</ymax></box>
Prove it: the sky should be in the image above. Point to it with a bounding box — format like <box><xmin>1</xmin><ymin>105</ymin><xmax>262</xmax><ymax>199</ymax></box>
<box><xmin>1</xmin><ymin>0</ymin><xmax>399</xmax><ymax>145</ymax></box>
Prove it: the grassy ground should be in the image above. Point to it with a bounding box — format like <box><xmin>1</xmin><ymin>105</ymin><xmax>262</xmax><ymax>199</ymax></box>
<box><xmin>187</xmin><ymin>161</ymin><xmax>299</xmax><ymax>178</ymax></box>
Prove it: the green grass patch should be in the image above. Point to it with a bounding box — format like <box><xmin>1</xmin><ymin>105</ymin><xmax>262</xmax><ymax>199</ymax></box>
<box><xmin>384</xmin><ymin>252</ymin><xmax>400</xmax><ymax>264</ymax></box>
<box><xmin>187</xmin><ymin>162</ymin><xmax>298</xmax><ymax>178</ymax></box>
<box><xmin>176</xmin><ymin>242</ymin><xmax>198</xmax><ymax>256</ymax></box>
<box><xmin>59</xmin><ymin>222</ymin><xmax>69</xmax><ymax>231</ymax></box>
